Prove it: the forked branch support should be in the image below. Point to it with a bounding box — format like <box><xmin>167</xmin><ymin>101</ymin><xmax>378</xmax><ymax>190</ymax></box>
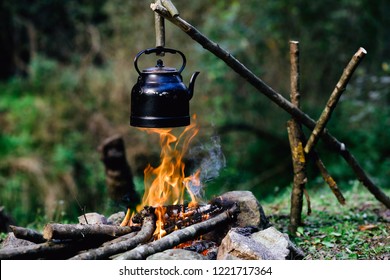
<box><xmin>151</xmin><ymin>2</ymin><xmax>390</xmax><ymax>209</ymax></box>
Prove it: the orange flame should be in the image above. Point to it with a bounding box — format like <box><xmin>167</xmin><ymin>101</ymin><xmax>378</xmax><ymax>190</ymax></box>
<box><xmin>137</xmin><ymin>115</ymin><xmax>201</xmax><ymax>239</ymax></box>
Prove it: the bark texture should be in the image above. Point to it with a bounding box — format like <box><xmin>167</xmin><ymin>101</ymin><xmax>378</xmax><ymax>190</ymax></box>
<box><xmin>287</xmin><ymin>41</ymin><xmax>307</xmax><ymax>234</ymax></box>
<box><xmin>43</xmin><ymin>223</ymin><xmax>137</xmax><ymax>241</ymax></box>
<box><xmin>69</xmin><ymin>215</ymin><xmax>155</xmax><ymax>260</ymax></box>
<box><xmin>10</xmin><ymin>225</ymin><xmax>46</xmax><ymax>244</ymax></box>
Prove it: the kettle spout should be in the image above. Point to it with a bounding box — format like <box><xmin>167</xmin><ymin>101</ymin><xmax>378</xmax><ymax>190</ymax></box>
<box><xmin>188</xmin><ymin>71</ymin><xmax>200</xmax><ymax>100</ymax></box>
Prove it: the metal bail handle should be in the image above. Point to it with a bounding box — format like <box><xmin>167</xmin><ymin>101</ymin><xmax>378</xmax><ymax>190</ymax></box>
<box><xmin>134</xmin><ymin>47</ymin><xmax>187</xmax><ymax>75</ymax></box>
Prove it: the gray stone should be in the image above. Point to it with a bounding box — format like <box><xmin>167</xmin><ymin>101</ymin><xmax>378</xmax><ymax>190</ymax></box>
<box><xmin>107</xmin><ymin>211</ymin><xmax>126</xmax><ymax>226</ymax></box>
<box><xmin>146</xmin><ymin>249</ymin><xmax>208</xmax><ymax>260</ymax></box>
<box><xmin>217</xmin><ymin>229</ymin><xmax>277</xmax><ymax>260</ymax></box>
<box><xmin>78</xmin><ymin>212</ymin><xmax>108</xmax><ymax>225</ymax></box>
<box><xmin>1</xmin><ymin>232</ymin><xmax>36</xmax><ymax>249</ymax></box>
<box><xmin>251</xmin><ymin>226</ymin><xmax>290</xmax><ymax>260</ymax></box>
<box><xmin>217</xmin><ymin>191</ymin><xmax>270</xmax><ymax>229</ymax></box>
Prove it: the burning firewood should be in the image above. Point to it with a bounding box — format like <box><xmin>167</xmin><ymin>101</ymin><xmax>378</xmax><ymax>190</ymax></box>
<box><xmin>114</xmin><ymin>203</ymin><xmax>239</xmax><ymax>260</ymax></box>
<box><xmin>177</xmin><ymin>240</ymin><xmax>219</xmax><ymax>259</ymax></box>
<box><xmin>132</xmin><ymin>203</ymin><xmax>227</xmax><ymax>238</ymax></box>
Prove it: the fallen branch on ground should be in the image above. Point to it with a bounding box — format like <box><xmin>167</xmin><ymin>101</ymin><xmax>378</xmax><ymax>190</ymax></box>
<box><xmin>43</xmin><ymin>223</ymin><xmax>139</xmax><ymax>241</ymax></box>
<box><xmin>69</xmin><ymin>215</ymin><xmax>156</xmax><ymax>260</ymax></box>
<box><xmin>0</xmin><ymin>239</ymin><xmax>104</xmax><ymax>260</ymax></box>
<box><xmin>10</xmin><ymin>225</ymin><xmax>46</xmax><ymax>244</ymax></box>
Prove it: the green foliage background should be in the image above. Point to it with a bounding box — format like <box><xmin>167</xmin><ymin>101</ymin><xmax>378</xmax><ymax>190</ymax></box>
<box><xmin>0</xmin><ymin>0</ymin><xmax>389</xmax><ymax>226</ymax></box>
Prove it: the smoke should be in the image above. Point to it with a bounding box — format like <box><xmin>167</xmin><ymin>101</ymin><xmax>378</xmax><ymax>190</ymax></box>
<box><xmin>187</xmin><ymin>135</ymin><xmax>226</xmax><ymax>199</ymax></box>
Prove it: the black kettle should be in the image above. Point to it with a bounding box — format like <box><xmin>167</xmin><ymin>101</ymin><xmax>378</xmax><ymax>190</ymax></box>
<box><xmin>130</xmin><ymin>47</ymin><xmax>200</xmax><ymax>128</ymax></box>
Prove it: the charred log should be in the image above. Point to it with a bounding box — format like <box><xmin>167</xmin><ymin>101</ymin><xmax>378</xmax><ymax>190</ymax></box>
<box><xmin>133</xmin><ymin>203</ymin><xmax>229</xmax><ymax>239</ymax></box>
<box><xmin>114</xmin><ymin>204</ymin><xmax>239</xmax><ymax>260</ymax></box>
<box><xmin>179</xmin><ymin>240</ymin><xmax>219</xmax><ymax>260</ymax></box>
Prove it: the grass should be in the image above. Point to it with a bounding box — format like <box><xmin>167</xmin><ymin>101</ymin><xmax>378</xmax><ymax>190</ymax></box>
<box><xmin>263</xmin><ymin>180</ymin><xmax>390</xmax><ymax>260</ymax></box>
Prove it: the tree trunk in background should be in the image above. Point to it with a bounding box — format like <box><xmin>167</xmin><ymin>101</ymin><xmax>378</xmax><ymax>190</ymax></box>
<box><xmin>99</xmin><ymin>135</ymin><xmax>140</xmax><ymax>209</ymax></box>
<box><xmin>0</xmin><ymin>2</ymin><xmax>16</xmax><ymax>80</ymax></box>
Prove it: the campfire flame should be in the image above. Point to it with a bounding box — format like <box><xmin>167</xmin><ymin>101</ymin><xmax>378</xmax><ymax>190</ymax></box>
<box><xmin>137</xmin><ymin>115</ymin><xmax>201</xmax><ymax>239</ymax></box>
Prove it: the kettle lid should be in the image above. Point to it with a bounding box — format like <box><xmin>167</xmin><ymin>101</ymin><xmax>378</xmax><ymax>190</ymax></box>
<box><xmin>142</xmin><ymin>59</ymin><xmax>178</xmax><ymax>74</ymax></box>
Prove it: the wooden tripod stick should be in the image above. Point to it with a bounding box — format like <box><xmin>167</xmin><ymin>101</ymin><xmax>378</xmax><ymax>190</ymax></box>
<box><xmin>150</xmin><ymin>2</ymin><xmax>390</xmax><ymax>209</ymax></box>
<box><xmin>155</xmin><ymin>0</ymin><xmax>165</xmax><ymax>51</ymax></box>
<box><xmin>304</xmin><ymin>48</ymin><xmax>367</xmax><ymax>154</ymax></box>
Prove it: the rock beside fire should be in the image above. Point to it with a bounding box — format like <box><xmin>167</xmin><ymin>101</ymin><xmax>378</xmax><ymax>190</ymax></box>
<box><xmin>212</xmin><ymin>191</ymin><xmax>271</xmax><ymax>229</ymax></box>
<box><xmin>1</xmin><ymin>233</ymin><xmax>36</xmax><ymax>249</ymax></box>
<box><xmin>217</xmin><ymin>226</ymin><xmax>297</xmax><ymax>260</ymax></box>
<box><xmin>78</xmin><ymin>212</ymin><xmax>108</xmax><ymax>225</ymax></box>
<box><xmin>78</xmin><ymin>211</ymin><xmax>126</xmax><ymax>226</ymax></box>
<box><xmin>251</xmin><ymin>227</ymin><xmax>290</xmax><ymax>259</ymax></box>
<box><xmin>143</xmin><ymin>190</ymin><xmax>303</xmax><ymax>260</ymax></box>
<box><xmin>217</xmin><ymin>229</ymin><xmax>276</xmax><ymax>260</ymax></box>
<box><xmin>107</xmin><ymin>211</ymin><xmax>126</xmax><ymax>226</ymax></box>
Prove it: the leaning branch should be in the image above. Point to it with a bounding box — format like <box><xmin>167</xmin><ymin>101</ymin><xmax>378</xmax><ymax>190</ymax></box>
<box><xmin>151</xmin><ymin>3</ymin><xmax>390</xmax><ymax>208</ymax></box>
<box><xmin>312</xmin><ymin>151</ymin><xmax>346</xmax><ymax>204</ymax></box>
<box><xmin>304</xmin><ymin>48</ymin><xmax>367</xmax><ymax>154</ymax></box>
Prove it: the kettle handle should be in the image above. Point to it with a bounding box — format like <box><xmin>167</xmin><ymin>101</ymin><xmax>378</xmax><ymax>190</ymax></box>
<box><xmin>134</xmin><ymin>47</ymin><xmax>187</xmax><ymax>75</ymax></box>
